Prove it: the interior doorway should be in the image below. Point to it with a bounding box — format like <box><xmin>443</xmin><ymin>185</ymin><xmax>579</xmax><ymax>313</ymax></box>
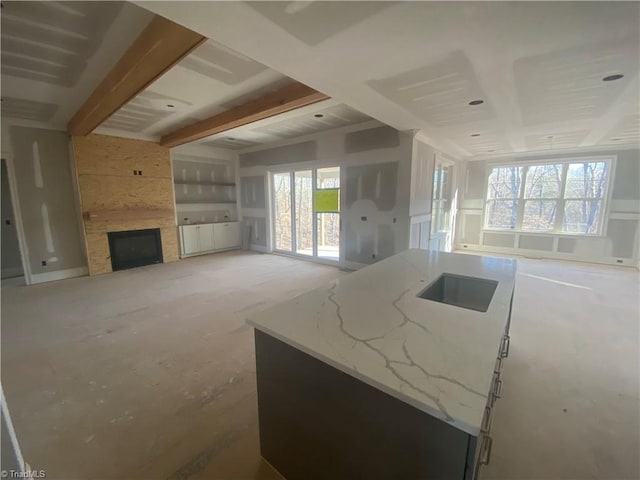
<box><xmin>271</xmin><ymin>166</ymin><xmax>341</xmax><ymax>264</ymax></box>
<box><xmin>1</xmin><ymin>159</ymin><xmax>25</xmax><ymax>280</ymax></box>
<box><xmin>430</xmin><ymin>157</ymin><xmax>455</xmax><ymax>252</ymax></box>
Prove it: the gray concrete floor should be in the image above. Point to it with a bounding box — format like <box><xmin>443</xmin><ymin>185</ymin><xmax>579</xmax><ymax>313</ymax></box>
<box><xmin>1</xmin><ymin>251</ymin><xmax>638</xmax><ymax>480</ymax></box>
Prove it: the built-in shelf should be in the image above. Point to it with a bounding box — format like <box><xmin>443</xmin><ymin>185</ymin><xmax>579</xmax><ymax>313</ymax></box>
<box><xmin>171</xmin><ymin>158</ymin><xmax>238</xmax><ymax>229</ymax></box>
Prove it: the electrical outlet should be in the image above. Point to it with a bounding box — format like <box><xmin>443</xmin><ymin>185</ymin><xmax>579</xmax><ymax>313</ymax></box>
<box><xmin>372</xmin><ymin>253</ymin><xmax>376</xmax><ymax>259</ymax></box>
<box><xmin>616</xmin><ymin>259</ymin><xmax>623</xmax><ymax>264</ymax></box>
<box><xmin>361</xmin><ymin>216</ymin><xmax>367</xmax><ymax>221</ymax></box>
<box><xmin>41</xmin><ymin>260</ymin><xmax>47</xmax><ymax>266</ymax></box>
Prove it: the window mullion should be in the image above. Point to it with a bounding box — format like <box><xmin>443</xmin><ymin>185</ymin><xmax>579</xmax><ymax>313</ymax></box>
<box><xmin>516</xmin><ymin>166</ymin><xmax>527</xmax><ymax>230</ymax></box>
<box><xmin>555</xmin><ymin>164</ymin><xmax>569</xmax><ymax>233</ymax></box>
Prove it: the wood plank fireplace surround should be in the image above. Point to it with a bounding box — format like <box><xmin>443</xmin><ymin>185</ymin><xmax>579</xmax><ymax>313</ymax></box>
<box><xmin>72</xmin><ymin>134</ymin><xmax>179</xmax><ymax>275</ymax></box>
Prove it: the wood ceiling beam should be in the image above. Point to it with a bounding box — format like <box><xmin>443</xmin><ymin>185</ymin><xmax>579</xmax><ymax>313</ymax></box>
<box><xmin>67</xmin><ymin>16</ymin><xmax>206</xmax><ymax>136</ymax></box>
<box><xmin>160</xmin><ymin>82</ymin><xmax>330</xmax><ymax>148</ymax></box>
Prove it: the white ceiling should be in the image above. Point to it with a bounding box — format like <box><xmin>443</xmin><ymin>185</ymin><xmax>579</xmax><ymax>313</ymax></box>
<box><xmin>200</xmin><ymin>100</ymin><xmax>372</xmax><ymax>150</ymax></box>
<box><xmin>135</xmin><ymin>1</ymin><xmax>640</xmax><ymax>158</ymax></box>
<box><xmin>2</xmin><ymin>1</ymin><xmax>637</xmax><ymax>158</ymax></box>
<box><xmin>100</xmin><ymin>38</ymin><xmax>297</xmax><ymax>138</ymax></box>
<box><xmin>0</xmin><ymin>1</ymin><xmax>154</xmax><ymax>129</ymax></box>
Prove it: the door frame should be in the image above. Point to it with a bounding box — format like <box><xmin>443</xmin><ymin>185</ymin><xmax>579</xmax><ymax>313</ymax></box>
<box><xmin>1</xmin><ymin>156</ymin><xmax>32</xmax><ymax>285</ymax></box>
<box><xmin>429</xmin><ymin>154</ymin><xmax>456</xmax><ymax>252</ymax></box>
<box><xmin>268</xmin><ymin>166</ymin><xmax>343</xmax><ymax>268</ymax></box>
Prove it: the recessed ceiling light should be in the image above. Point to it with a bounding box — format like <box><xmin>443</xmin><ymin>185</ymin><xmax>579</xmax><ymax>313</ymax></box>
<box><xmin>227</xmin><ymin>137</ymin><xmax>236</xmax><ymax>141</ymax></box>
<box><xmin>468</xmin><ymin>99</ymin><xmax>484</xmax><ymax>106</ymax></box>
<box><xmin>471</xmin><ymin>133</ymin><xmax>480</xmax><ymax>137</ymax></box>
<box><xmin>166</xmin><ymin>104</ymin><xmax>175</xmax><ymax>108</ymax></box>
<box><xmin>547</xmin><ymin>135</ymin><xmax>554</xmax><ymax>139</ymax></box>
<box><xmin>602</xmin><ymin>74</ymin><xmax>624</xmax><ymax>82</ymax></box>
<box><xmin>314</xmin><ymin>114</ymin><xmax>324</xmax><ymax>118</ymax></box>
<box><xmin>612</xmin><ymin>138</ymin><xmax>621</xmax><ymax>141</ymax></box>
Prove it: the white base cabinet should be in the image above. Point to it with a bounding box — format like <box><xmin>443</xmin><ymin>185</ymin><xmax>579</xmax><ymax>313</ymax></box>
<box><xmin>179</xmin><ymin>222</ymin><xmax>240</xmax><ymax>257</ymax></box>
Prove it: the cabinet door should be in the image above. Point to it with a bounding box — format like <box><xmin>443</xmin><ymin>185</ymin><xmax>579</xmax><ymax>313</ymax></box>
<box><xmin>198</xmin><ymin>224</ymin><xmax>216</xmax><ymax>251</ymax></box>
<box><xmin>214</xmin><ymin>222</ymin><xmax>240</xmax><ymax>249</ymax></box>
<box><xmin>181</xmin><ymin>226</ymin><xmax>200</xmax><ymax>254</ymax></box>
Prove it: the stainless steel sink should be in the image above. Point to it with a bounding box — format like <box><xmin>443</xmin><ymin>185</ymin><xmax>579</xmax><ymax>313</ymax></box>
<box><xmin>417</xmin><ymin>273</ymin><xmax>498</xmax><ymax>312</ymax></box>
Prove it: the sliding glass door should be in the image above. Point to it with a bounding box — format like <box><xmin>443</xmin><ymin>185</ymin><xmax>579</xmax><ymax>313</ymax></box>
<box><xmin>271</xmin><ymin>167</ymin><xmax>341</xmax><ymax>263</ymax></box>
<box><xmin>316</xmin><ymin>167</ymin><xmax>340</xmax><ymax>261</ymax></box>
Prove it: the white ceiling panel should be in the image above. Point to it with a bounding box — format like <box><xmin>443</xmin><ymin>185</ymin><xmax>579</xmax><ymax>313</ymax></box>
<box><xmin>606</xmin><ymin>114</ymin><xmax>640</xmax><ymax>145</ymax></box>
<box><xmin>1</xmin><ymin>1</ymin><xmax>154</xmax><ymax>129</ymax></box>
<box><xmin>1</xmin><ymin>1</ymin><xmax>124</xmax><ymax>87</ymax></box>
<box><xmin>138</xmin><ymin>1</ymin><xmax>639</xmax><ymax>156</ymax></box>
<box><xmin>524</xmin><ymin>131</ymin><xmax>590</xmax><ymax>151</ymax></box>
<box><xmin>1</xmin><ymin>96</ymin><xmax>58</xmax><ymax>122</ymax></box>
<box><xmin>200</xmin><ymin>101</ymin><xmax>372</xmax><ymax>150</ymax></box>
<box><xmin>515</xmin><ymin>40</ymin><xmax>638</xmax><ymax>127</ymax></box>
<box><xmin>368</xmin><ymin>51</ymin><xmax>496</xmax><ymax>128</ymax></box>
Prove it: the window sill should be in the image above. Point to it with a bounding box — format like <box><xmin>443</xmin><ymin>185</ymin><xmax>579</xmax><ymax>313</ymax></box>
<box><xmin>481</xmin><ymin>229</ymin><xmax>605</xmax><ymax>238</ymax></box>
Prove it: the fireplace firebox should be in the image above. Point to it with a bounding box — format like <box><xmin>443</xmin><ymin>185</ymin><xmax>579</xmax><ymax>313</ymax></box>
<box><xmin>108</xmin><ymin>228</ymin><xmax>163</xmax><ymax>271</ymax></box>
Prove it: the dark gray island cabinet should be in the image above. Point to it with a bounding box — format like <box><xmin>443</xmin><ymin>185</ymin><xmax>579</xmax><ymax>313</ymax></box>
<box><xmin>248</xmin><ymin>250</ymin><xmax>516</xmax><ymax>480</ymax></box>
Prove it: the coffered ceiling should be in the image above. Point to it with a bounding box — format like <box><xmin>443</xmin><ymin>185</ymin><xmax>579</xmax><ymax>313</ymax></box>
<box><xmin>136</xmin><ymin>1</ymin><xmax>639</xmax><ymax>158</ymax></box>
<box><xmin>99</xmin><ymin>38</ymin><xmax>297</xmax><ymax>138</ymax></box>
<box><xmin>2</xmin><ymin>1</ymin><xmax>638</xmax><ymax>158</ymax></box>
<box><xmin>200</xmin><ymin>100</ymin><xmax>372</xmax><ymax>150</ymax></box>
<box><xmin>0</xmin><ymin>1</ymin><xmax>154</xmax><ymax>129</ymax></box>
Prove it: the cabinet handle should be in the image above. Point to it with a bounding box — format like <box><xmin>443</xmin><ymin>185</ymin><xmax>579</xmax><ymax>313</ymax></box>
<box><xmin>493</xmin><ymin>378</ymin><xmax>502</xmax><ymax>400</ymax></box>
<box><xmin>500</xmin><ymin>335</ymin><xmax>511</xmax><ymax>358</ymax></box>
<box><xmin>494</xmin><ymin>356</ymin><xmax>503</xmax><ymax>373</ymax></box>
<box><xmin>481</xmin><ymin>405</ymin><xmax>493</xmax><ymax>433</ymax></box>
<box><xmin>479</xmin><ymin>435</ymin><xmax>493</xmax><ymax>465</ymax></box>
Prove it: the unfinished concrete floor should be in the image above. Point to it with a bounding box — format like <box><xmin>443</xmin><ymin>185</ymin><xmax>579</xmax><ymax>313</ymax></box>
<box><xmin>2</xmin><ymin>251</ymin><xmax>639</xmax><ymax>480</ymax></box>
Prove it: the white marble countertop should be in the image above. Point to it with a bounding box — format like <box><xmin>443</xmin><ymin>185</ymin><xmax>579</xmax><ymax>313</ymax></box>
<box><xmin>247</xmin><ymin>249</ymin><xmax>517</xmax><ymax>436</ymax></box>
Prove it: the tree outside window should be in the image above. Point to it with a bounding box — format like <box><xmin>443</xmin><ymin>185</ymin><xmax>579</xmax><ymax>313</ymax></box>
<box><xmin>484</xmin><ymin>159</ymin><xmax>610</xmax><ymax>236</ymax></box>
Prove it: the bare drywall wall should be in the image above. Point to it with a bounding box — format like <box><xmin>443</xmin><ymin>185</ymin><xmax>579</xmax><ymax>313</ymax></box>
<box><xmin>240</xmin><ymin>176</ymin><xmax>266</xmax><ymax>209</ymax></box>
<box><xmin>237</xmin><ymin>121</ymin><xmax>412</xmax><ymax>265</ymax></box>
<box><xmin>9</xmin><ymin>126</ymin><xmax>86</xmax><ymax>276</ymax></box>
<box><xmin>241</xmin><ymin>216</ymin><xmax>267</xmax><ymax>247</ymax></box>
<box><xmin>239</xmin><ymin>141</ymin><xmax>317</xmax><ymax>168</ymax></box>
<box><xmin>456</xmin><ymin>148</ymin><xmax>640</xmax><ymax>265</ymax></box>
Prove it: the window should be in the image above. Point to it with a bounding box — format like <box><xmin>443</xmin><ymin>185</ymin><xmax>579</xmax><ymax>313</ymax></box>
<box><xmin>484</xmin><ymin>158</ymin><xmax>611</xmax><ymax>235</ymax></box>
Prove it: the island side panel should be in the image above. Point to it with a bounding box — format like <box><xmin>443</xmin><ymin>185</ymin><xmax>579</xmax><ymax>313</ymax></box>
<box><xmin>254</xmin><ymin>330</ymin><xmax>472</xmax><ymax>480</ymax></box>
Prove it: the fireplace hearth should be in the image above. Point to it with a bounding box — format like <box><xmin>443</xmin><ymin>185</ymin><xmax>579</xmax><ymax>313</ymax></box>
<box><xmin>108</xmin><ymin>228</ymin><xmax>163</xmax><ymax>271</ymax></box>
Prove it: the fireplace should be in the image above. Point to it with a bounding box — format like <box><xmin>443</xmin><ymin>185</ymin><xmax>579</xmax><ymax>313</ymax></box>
<box><xmin>108</xmin><ymin>228</ymin><xmax>163</xmax><ymax>271</ymax></box>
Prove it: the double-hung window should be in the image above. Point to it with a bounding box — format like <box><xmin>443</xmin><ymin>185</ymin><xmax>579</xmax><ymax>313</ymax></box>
<box><xmin>484</xmin><ymin>158</ymin><xmax>611</xmax><ymax>235</ymax></box>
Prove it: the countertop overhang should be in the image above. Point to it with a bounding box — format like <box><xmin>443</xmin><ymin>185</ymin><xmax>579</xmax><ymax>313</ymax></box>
<box><xmin>247</xmin><ymin>249</ymin><xmax>517</xmax><ymax>435</ymax></box>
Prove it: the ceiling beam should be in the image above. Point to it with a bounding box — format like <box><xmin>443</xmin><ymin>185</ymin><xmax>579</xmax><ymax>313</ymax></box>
<box><xmin>160</xmin><ymin>82</ymin><xmax>330</xmax><ymax>148</ymax></box>
<box><xmin>67</xmin><ymin>16</ymin><xmax>206</xmax><ymax>136</ymax></box>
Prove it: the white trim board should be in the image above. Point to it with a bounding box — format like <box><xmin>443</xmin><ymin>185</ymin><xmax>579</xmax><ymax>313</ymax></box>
<box><xmin>455</xmin><ymin>244</ymin><xmax>637</xmax><ymax>268</ymax></box>
<box><xmin>30</xmin><ymin>267</ymin><xmax>88</xmax><ymax>284</ymax></box>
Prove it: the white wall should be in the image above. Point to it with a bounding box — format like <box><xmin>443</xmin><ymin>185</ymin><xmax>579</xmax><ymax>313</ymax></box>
<box><xmin>1</xmin><ymin>119</ymin><xmax>88</xmax><ymax>283</ymax></box>
<box><xmin>456</xmin><ymin>147</ymin><xmax>640</xmax><ymax>266</ymax></box>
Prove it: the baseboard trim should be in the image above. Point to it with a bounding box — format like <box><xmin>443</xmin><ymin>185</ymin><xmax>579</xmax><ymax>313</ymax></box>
<box><xmin>1</xmin><ymin>266</ymin><xmax>24</xmax><ymax>278</ymax></box>
<box><xmin>30</xmin><ymin>266</ymin><xmax>88</xmax><ymax>284</ymax></box>
<box><xmin>454</xmin><ymin>244</ymin><xmax>638</xmax><ymax>268</ymax></box>
<box><xmin>180</xmin><ymin>246</ymin><xmax>241</xmax><ymax>259</ymax></box>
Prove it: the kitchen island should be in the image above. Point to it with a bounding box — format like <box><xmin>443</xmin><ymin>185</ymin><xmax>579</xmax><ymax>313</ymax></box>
<box><xmin>247</xmin><ymin>249</ymin><xmax>517</xmax><ymax>480</ymax></box>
